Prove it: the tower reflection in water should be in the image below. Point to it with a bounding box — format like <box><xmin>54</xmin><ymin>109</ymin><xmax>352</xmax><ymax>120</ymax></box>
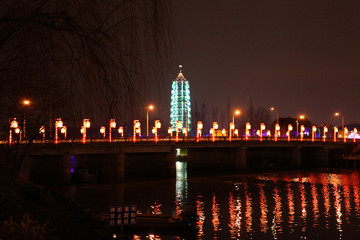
<box><xmin>191</xmin><ymin>172</ymin><xmax>360</xmax><ymax>239</ymax></box>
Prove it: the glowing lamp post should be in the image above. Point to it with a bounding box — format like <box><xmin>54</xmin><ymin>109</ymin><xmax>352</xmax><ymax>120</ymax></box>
<box><xmin>81</xmin><ymin>119</ymin><xmax>91</xmax><ymax>144</ymax></box>
<box><xmin>344</xmin><ymin>127</ymin><xmax>348</xmax><ymax>143</ymax></box>
<box><xmin>133</xmin><ymin>120</ymin><xmax>141</xmax><ymax>143</ymax></box>
<box><xmin>39</xmin><ymin>126</ymin><xmax>45</xmax><ymax>140</ymax></box>
<box><xmin>354</xmin><ymin>128</ymin><xmax>358</xmax><ymax>143</ymax></box>
<box><xmin>300</xmin><ymin>125</ymin><xmax>305</xmax><ymax>142</ymax></box>
<box><xmin>323</xmin><ymin>126</ymin><xmax>328</xmax><ymax>142</ymax></box>
<box><xmin>22</xmin><ymin>99</ymin><xmax>30</xmax><ymax>139</ymax></box>
<box><xmin>245</xmin><ymin>123</ymin><xmax>251</xmax><ymax>141</ymax></box>
<box><xmin>109</xmin><ymin>119</ymin><xmax>116</xmax><ymax>143</ymax></box>
<box><xmin>334</xmin><ymin>127</ymin><xmax>338</xmax><ymax>142</ymax></box>
<box><xmin>176</xmin><ymin>121</ymin><xmax>182</xmax><ymax>142</ymax></box>
<box><xmin>270</xmin><ymin>107</ymin><xmax>279</xmax><ymax>126</ymax></box>
<box><xmin>232</xmin><ymin>110</ymin><xmax>240</xmax><ymax>136</ymax></box>
<box><xmin>196</xmin><ymin>121</ymin><xmax>203</xmax><ymax>142</ymax></box>
<box><xmin>55</xmin><ymin>118</ymin><xmax>63</xmax><ymax>144</ymax></box>
<box><xmin>274</xmin><ymin>124</ymin><xmax>280</xmax><ymax>142</ymax></box>
<box><xmin>260</xmin><ymin>123</ymin><xmax>266</xmax><ymax>142</ymax></box>
<box><xmin>312</xmin><ymin>126</ymin><xmax>317</xmax><ymax>142</ymax></box>
<box><xmin>211</xmin><ymin>122</ymin><xmax>218</xmax><ymax>142</ymax></box>
<box><xmin>146</xmin><ymin>105</ymin><xmax>154</xmax><ymax>138</ymax></box>
<box><xmin>118</xmin><ymin>127</ymin><xmax>124</xmax><ymax>137</ymax></box>
<box><xmin>287</xmin><ymin>124</ymin><xmax>293</xmax><ymax>142</ymax></box>
<box><xmin>9</xmin><ymin>119</ymin><xmax>19</xmax><ymax>145</ymax></box>
<box><xmin>100</xmin><ymin>126</ymin><xmax>106</xmax><ymax>139</ymax></box>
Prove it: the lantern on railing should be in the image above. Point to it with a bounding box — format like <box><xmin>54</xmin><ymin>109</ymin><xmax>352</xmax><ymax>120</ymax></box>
<box><xmin>182</xmin><ymin>128</ymin><xmax>188</xmax><ymax>138</ymax></box>
<box><xmin>211</xmin><ymin>122</ymin><xmax>219</xmax><ymax>142</ymax></box>
<box><xmin>260</xmin><ymin>123</ymin><xmax>266</xmax><ymax>142</ymax></box>
<box><xmin>275</xmin><ymin>124</ymin><xmax>280</xmax><ymax>142</ymax></box>
<box><xmin>196</xmin><ymin>121</ymin><xmax>203</xmax><ymax>142</ymax></box>
<box><xmin>354</xmin><ymin>128</ymin><xmax>358</xmax><ymax>143</ymax></box>
<box><xmin>234</xmin><ymin>129</ymin><xmax>239</xmax><ymax>137</ymax></box>
<box><xmin>61</xmin><ymin>126</ymin><xmax>67</xmax><ymax>140</ymax></box>
<box><xmin>39</xmin><ymin>126</ymin><xmax>45</xmax><ymax>140</ymax></box>
<box><xmin>176</xmin><ymin>121</ymin><xmax>182</xmax><ymax>142</ymax></box>
<box><xmin>118</xmin><ymin>127</ymin><xmax>124</xmax><ymax>137</ymax></box>
<box><xmin>81</xmin><ymin>119</ymin><xmax>91</xmax><ymax>144</ymax></box>
<box><xmin>100</xmin><ymin>126</ymin><xmax>106</xmax><ymax>139</ymax></box>
<box><xmin>323</xmin><ymin>126</ymin><xmax>328</xmax><ymax>142</ymax></box>
<box><xmin>312</xmin><ymin>126</ymin><xmax>317</xmax><ymax>142</ymax></box>
<box><xmin>55</xmin><ymin>118</ymin><xmax>63</xmax><ymax>144</ymax></box>
<box><xmin>300</xmin><ymin>125</ymin><xmax>305</xmax><ymax>142</ymax></box>
<box><xmin>229</xmin><ymin>122</ymin><xmax>235</xmax><ymax>142</ymax></box>
<box><xmin>287</xmin><ymin>124</ymin><xmax>293</xmax><ymax>142</ymax></box>
<box><xmin>133</xmin><ymin>120</ymin><xmax>141</xmax><ymax>143</ymax></box>
<box><xmin>334</xmin><ymin>127</ymin><xmax>338</xmax><ymax>142</ymax></box>
<box><xmin>153</xmin><ymin>120</ymin><xmax>161</xmax><ymax>143</ymax></box>
<box><xmin>9</xmin><ymin>118</ymin><xmax>19</xmax><ymax>145</ymax></box>
<box><xmin>109</xmin><ymin>119</ymin><xmax>116</xmax><ymax>143</ymax></box>
<box><xmin>344</xmin><ymin>127</ymin><xmax>348</xmax><ymax>143</ymax></box>
<box><xmin>168</xmin><ymin>127</ymin><xmax>173</xmax><ymax>138</ymax></box>
<box><xmin>245</xmin><ymin>122</ymin><xmax>251</xmax><ymax>141</ymax></box>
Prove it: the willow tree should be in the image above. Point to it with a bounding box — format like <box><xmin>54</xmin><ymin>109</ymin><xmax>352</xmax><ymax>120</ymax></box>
<box><xmin>0</xmin><ymin>0</ymin><xmax>174</xmax><ymax>212</ymax></box>
<box><xmin>0</xmin><ymin>0</ymin><xmax>173</xmax><ymax>134</ymax></box>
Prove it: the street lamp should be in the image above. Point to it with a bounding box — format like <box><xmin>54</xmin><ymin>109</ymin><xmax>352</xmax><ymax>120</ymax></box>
<box><xmin>270</xmin><ymin>107</ymin><xmax>279</xmax><ymax>126</ymax></box>
<box><xmin>232</xmin><ymin>110</ymin><xmax>241</xmax><ymax>127</ymax></box>
<box><xmin>22</xmin><ymin>99</ymin><xmax>30</xmax><ymax>139</ymax></box>
<box><xmin>335</xmin><ymin>112</ymin><xmax>345</xmax><ymax>142</ymax></box>
<box><xmin>147</xmin><ymin>105</ymin><xmax>154</xmax><ymax>138</ymax></box>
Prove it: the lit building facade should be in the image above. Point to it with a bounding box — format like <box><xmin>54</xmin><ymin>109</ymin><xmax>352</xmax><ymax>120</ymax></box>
<box><xmin>170</xmin><ymin>65</ymin><xmax>191</xmax><ymax>132</ymax></box>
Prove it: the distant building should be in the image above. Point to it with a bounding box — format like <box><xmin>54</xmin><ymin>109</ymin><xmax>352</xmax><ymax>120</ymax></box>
<box><xmin>170</xmin><ymin>65</ymin><xmax>191</xmax><ymax>131</ymax></box>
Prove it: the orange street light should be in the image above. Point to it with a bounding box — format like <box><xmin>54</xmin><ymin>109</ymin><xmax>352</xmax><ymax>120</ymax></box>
<box><xmin>147</xmin><ymin>105</ymin><xmax>154</xmax><ymax>137</ymax></box>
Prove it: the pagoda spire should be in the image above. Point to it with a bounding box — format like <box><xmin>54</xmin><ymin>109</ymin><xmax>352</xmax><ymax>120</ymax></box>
<box><xmin>176</xmin><ymin>64</ymin><xmax>186</xmax><ymax>80</ymax></box>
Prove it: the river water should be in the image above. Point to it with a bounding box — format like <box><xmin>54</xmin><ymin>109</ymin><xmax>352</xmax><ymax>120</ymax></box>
<box><xmin>63</xmin><ymin>162</ymin><xmax>360</xmax><ymax>239</ymax></box>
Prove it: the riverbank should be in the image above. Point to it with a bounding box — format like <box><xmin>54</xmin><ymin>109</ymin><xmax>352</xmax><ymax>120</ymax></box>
<box><xmin>23</xmin><ymin>189</ymin><xmax>103</xmax><ymax>240</ymax></box>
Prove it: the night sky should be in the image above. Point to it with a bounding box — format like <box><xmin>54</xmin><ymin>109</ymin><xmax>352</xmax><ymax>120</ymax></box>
<box><xmin>172</xmin><ymin>0</ymin><xmax>360</xmax><ymax>125</ymax></box>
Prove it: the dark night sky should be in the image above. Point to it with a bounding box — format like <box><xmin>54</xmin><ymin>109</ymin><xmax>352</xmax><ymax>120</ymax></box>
<box><xmin>172</xmin><ymin>0</ymin><xmax>360</xmax><ymax>125</ymax></box>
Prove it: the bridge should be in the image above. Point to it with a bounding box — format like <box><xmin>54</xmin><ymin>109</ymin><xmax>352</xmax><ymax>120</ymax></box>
<box><xmin>14</xmin><ymin>138</ymin><xmax>358</xmax><ymax>185</ymax></box>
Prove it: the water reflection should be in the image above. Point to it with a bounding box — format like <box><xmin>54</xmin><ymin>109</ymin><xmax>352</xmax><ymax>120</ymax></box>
<box><xmin>67</xmin><ymin>168</ymin><xmax>360</xmax><ymax>239</ymax></box>
<box><xmin>175</xmin><ymin>161</ymin><xmax>188</xmax><ymax>215</ymax></box>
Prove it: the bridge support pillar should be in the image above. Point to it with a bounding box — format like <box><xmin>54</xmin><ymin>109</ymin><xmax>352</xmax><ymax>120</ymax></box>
<box><xmin>318</xmin><ymin>147</ymin><xmax>329</xmax><ymax>168</ymax></box>
<box><xmin>291</xmin><ymin>145</ymin><xmax>301</xmax><ymax>168</ymax></box>
<box><xmin>235</xmin><ymin>146</ymin><xmax>247</xmax><ymax>171</ymax></box>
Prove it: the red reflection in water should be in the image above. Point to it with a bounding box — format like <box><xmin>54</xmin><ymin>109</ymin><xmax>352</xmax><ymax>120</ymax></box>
<box><xmin>244</xmin><ymin>184</ymin><xmax>253</xmax><ymax>234</ymax></box>
<box><xmin>196</xmin><ymin>195</ymin><xmax>205</xmax><ymax>239</ymax></box>
<box><xmin>285</xmin><ymin>180</ymin><xmax>295</xmax><ymax>232</ymax></box>
<box><xmin>228</xmin><ymin>191</ymin><xmax>236</xmax><ymax>237</ymax></box>
<box><xmin>259</xmin><ymin>184</ymin><xmax>268</xmax><ymax>233</ymax></box>
<box><xmin>273</xmin><ymin>183</ymin><xmax>283</xmax><ymax>234</ymax></box>
<box><xmin>299</xmin><ymin>182</ymin><xmax>307</xmax><ymax>232</ymax></box>
<box><xmin>211</xmin><ymin>194</ymin><xmax>220</xmax><ymax>237</ymax></box>
<box><xmin>333</xmin><ymin>183</ymin><xmax>343</xmax><ymax>237</ymax></box>
<box><xmin>320</xmin><ymin>175</ymin><xmax>331</xmax><ymax>229</ymax></box>
<box><xmin>228</xmin><ymin>188</ymin><xmax>242</xmax><ymax>239</ymax></box>
<box><xmin>341</xmin><ymin>175</ymin><xmax>351</xmax><ymax>222</ymax></box>
<box><xmin>310</xmin><ymin>181</ymin><xmax>319</xmax><ymax>227</ymax></box>
<box><xmin>350</xmin><ymin>173</ymin><xmax>360</xmax><ymax>219</ymax></box>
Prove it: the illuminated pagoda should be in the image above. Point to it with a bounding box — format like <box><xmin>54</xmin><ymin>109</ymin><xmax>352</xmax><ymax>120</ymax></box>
<box><xmin>170</xmin><ymin>65</ymin><xmax>191</xmax><ymax>132</ymax></box>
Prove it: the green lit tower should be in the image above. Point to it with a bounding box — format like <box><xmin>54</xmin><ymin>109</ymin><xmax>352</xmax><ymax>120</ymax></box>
<box><xmin>170</xmin><ymin>65</ymin><xmax>191</xmax><ymax>132</ymax></box>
